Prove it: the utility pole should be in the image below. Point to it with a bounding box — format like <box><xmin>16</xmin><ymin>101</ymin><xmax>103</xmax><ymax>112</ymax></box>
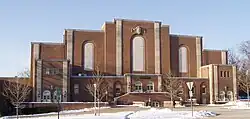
<box><xmin>94</xmin><ymin>84</ymin><xmax>97</xmax><ymax>116</ymax></box>
<box><xmin>56</xmin><ymin>88</ymin><xmax>61</xmax><ymax>119</ymax></box>
<box><xmin>15</xmin><ymin>76</ymin><xmax>19</xmax><ymax>119</ymax></box>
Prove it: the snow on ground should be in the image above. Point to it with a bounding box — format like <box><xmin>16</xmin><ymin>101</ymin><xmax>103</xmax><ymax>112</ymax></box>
<box><xmin>0</xmin><ymin>107</ymin><xmax>110</xmax><ymax>119</ymax></box>
<box><xmin>225</xmin><ymin>101</ymin><xmax>250</xmax><ymax>109</ymax></box>
<box><xmin>127</xmin><ymin>108</ymin><xmax>216</xmax><ymax>119</ymax></box>
<box><xmin>207</xmin><ymin>101</ymin><xmax>237</xmax><ymax>107</ymax></box>
<box><xmin>1</xmin><ymin>108</ymin><xmax>217</xmax><ymax>119</ymax></box>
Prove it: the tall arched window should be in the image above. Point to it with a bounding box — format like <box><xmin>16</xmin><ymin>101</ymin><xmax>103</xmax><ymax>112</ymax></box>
<box><xmin>84</xmin><ymin>43</ymin><xmax>94</xmax><ymax>70</ymax></box>
<box><xmin>179</xmin><ymin>46</ymin><xmax>188</xmax><ymax>73</ymax></box>
<box><xmin>133</xmin><ymin>36</ymin><xmax>145</xmax><ymax>71</ymax></box>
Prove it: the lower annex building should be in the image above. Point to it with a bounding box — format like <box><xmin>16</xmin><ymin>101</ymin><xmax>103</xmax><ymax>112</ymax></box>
<box><xmin>30</xmin><ymin>18</ymin><xmax>237</xmax><ymax>107</ymax></box>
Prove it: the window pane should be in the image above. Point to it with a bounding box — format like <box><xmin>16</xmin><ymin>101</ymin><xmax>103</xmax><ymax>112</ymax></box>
<box><xmin>133</xmin><ymin>37</ymin><xmax>144</xmax><ymax>71</ymax></box>
<box><xmin>74</xmin><ymin>84</ymin><xmax>79</xmax><ymax>94</ymax></box>
<box><xmin>84</xmin><ymin>43</ymin><xmax>94</xmax><ymax>70</ymax></box>
<box><xmin>135</xmin><ymin>81</ymin><xmax>142</xmax><ymax>92</ymax></box>
<box><xmin>179</xmin><ymin>47</ymin><xmax>187</xmax><ymax>73</ymax></box>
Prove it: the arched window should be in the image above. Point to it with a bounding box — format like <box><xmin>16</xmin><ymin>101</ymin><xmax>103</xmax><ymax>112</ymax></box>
<box><xmin>53</xmin><ymin>91</ymin><xmax>62</xmax><ymax>102</ymax></box>
<box><xmin>179</xmin><ymin>46</ymin><xmax>188</xmax><ymax>73</ymax></box>
<box><xmin>133</xmin><ymin>36</ymin><xmax>145</xmax><ymax>71</ymax></box>
<box><xmin>42</xmin><ymin>90</ymin><xmax>51</xmax><ymax>102</ymax></box>
<box><xmin>114</xmin><ymin>82</ymin><xmax>122</xmax><ymax>96</ymax></box>
<box><xmin>147</xmin><ymin>81</ymin><xmax>154</xmax><ymax>92</ymax></box>
<box><xmin>192</xmin><ymin>85</ymin><xmax>196</xmax><ymax>96</ymax></box>
<box><xmin>227</xmin><ymin>91</ymin><xmax>233</xmax><ymax>101</ymax></box>
<box><xmin>84</xmin><ymin>43</ymin><xmax>94</xmax><ymax>70</ymax></box>
<box><xmin>135</xmin><ymin>81</ymin><xmax>142</xmax><ymax>92</ymax></box>
<box><xmin>201</xmin><ymin>84</ymin><xmax>206</xmax><ymax>94</ymax></box>
<box><xmin>219</xmin><ymin>91</ymin><xmax>225</xmax><ymax>101</ymax></box>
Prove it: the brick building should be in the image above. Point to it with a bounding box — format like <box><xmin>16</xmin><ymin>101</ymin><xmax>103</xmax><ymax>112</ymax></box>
<box><xmin>30</xmin><ymin>19</ymin><xmax>237</xmax><ymax>107</ymax></box>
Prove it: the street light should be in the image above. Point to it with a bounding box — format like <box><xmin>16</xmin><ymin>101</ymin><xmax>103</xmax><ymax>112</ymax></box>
<box><xmin>246</xmin><ymin>70</ymin><xmax>249</xmax><ymax>107</ymax></box>
<box><xmin>93</xmin><ymin>83</ymin><xmax>97</xmax><ymax>116</ymax></box>
<box><xmin>105</xmin><ymin>91</ymin><xmax>108</xmax><ymax>102</ymax></box>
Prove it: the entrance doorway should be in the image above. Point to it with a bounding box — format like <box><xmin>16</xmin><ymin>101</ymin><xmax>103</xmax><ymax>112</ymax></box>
<box><xmin>200</xmin><ymin>83</ymin><xmax>207</xmax><ymax>104</ymax></box>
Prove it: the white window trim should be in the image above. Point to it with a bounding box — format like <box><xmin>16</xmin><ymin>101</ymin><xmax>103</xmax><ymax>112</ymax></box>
<box><xmin>147</xmin><ymin>81</ymin><xmax>154</xmax><ymax>92</ymax></box>
<box><xmin>135</xmin><ymin>81</ymin><xmax>143</xmax><ymax>92</ymax></box>
<box><xmin>42</xmin><ymin>90</ymin><xmax>51</xmax><ymax>102</ymax></box>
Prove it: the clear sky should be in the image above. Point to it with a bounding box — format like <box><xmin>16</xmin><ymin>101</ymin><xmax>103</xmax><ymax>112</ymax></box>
<box><xmin>0</xmin><ymin>0</ymin><xmax>249</xmax><ymax>76</ymax></box>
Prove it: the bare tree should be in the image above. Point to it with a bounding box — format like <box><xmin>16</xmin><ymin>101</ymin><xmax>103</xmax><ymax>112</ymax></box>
<box><xmin>228</xmin><ymin>41</ymin><xmax>250</xmax><ymax>101</ymax></box>
<box><xmin>228</xmin><ymin>48</ymin><xmax>240</xmax><ymax>66</ymax></box>
<box><xmin>231</xmin><ymin>42</ymin><xmax>250</xmax><ymax>94</ymax></box>
<box><xmin>237</xmin><ymin>70</ymin><xmax>250</xmax><ymax>93</ymax></box>
<box><xmin>2</xmin><ymin>69</ymin><xmax>31</xmax><ymax>119</ymax></box>
<box><xmin>85</xmin><ymin>66</ymin><xmax>109</xmax><ymax>116</ymax></box>
<box><xmin>161</xmin><ymin>72</ymin><xmax>183</xmax><ymax>109</ymax></box>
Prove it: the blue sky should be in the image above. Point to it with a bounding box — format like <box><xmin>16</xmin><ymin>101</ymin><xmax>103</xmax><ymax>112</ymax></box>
<box><xmin>0</xmin><ymin>0</ymin><xmax>249</xmax><ymax>76</ymax></box>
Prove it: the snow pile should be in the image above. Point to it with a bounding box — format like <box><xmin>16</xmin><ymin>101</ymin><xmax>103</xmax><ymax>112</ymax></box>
<box><xmin>61</xmin><ymin>106</ymin><xmax>110</xmax><ymax>114</ymax></box>
<box><xmin>128</xmin><ymin>108</ymin><xmax>216</xmax><ymax>119</ymax></box>
<box><xmin>188</xmin><ymin>110</ymin><xmax>217</xmax><ymax>118</ymax></box>
<box><xmin>116</xmin><ymin>104</ymin><xmax>151</xmax><ymax>108</ymax></box>
<box><xmin>225</xmin><ymin>101</ymin><xmax>250</xmax><ymax>109</ymax></box>
<box><xmin>1</xmin><ymin>108</ymin><xmax>217</xmax><ymax>119</ymax></box>
<box><xmin>207</xmin><ymin>101</ymin><xmax>238</xmax><ymax>107</ymax></box>
<box><xmin>222</xmin><ymin>101</ymin><xmax>237</xmax><ymax>106</ymax></box>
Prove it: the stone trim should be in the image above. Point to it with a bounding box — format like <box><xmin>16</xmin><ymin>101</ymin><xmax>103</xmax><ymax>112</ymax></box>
<box><xmin>208</xmin><ymin>65</ymin><xmax>214</xmax><ymax>104</ymax></box>
<box><xmin>157</xmin><ymin>76</ymin><xmax>162</xmax><ymax>92</ymax></box>
<box><xmin>203</xmin><ymin>49</ymin><xmax>228</xmax><ymax>52</ymax></box>
<box><xmin>221</xmin><ymin>51</ymin><xmax>227</xmax><ymax>64</ymax></box>
<box><xmin>232</xmin><ymin>66</ymin><xmax>237</xmax><ymax>101</ymax></box>
<box><xmin>33</xmin><ymin>43</ymin><xmax>40</xmax><ymax>101</ymax></box>
<box><xmin>126</xmin><ymin>75</ymin><xmax>131</xmax><ymax>92</ymax></box>
<box><xmin>116</xmin><ymin>20</ymin><xmax>122</xmax><ymax>75</ymax></box>
<box><xmin>154</xmin><ymin>22</ymin><xmax>161</xmax><ymax>74</ymax></box>
<box><xmin>36</xmin><ymin>60</ymin><xmax>42</xmax><ymax>102</ymax></box>
<box><xmin>213</xmin><ymin>65</ymin><xmax>218</xmax><ymax>101</ymax></box>
<box><xmin>66</xmin><ymin>30</ymin><xmax>74</xmax><ymax>65</ymax></box>
<box><xmin>170</xmin><ymin>34</ymin><xmax>202</xmax><ymax>38</ymax></box>
<box><xmin>196</xmin><ymin>37</ymin><xmax>202</xmax><ymax>77</ymax></box>
<box><xmin>33</xmin><ymin>43</ymin><xmax>40</xmax><ymax>59</ymax></box>
<box><xmin>63</xmin><ymin>61</ymin><xmax>68</xmax><ymax>102</ymax></box>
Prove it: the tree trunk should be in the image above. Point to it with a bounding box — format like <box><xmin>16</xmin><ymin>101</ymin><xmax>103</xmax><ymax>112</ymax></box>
<box><xmin>98</xmin><ymin>98</ymin><xmax>100</xmax><ymax>116</ymax></box>
<box><xmin>170</xmin><ymin>92</ymin><xmax>173</xmax><ymax>111</ymax></box>
<box><xmin>16</xmin><ymin>106</ymin><xmax>19</xmax><ymax>119</ymax></box>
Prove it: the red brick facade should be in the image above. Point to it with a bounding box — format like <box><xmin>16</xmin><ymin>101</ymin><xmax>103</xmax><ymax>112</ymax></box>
<box><xmin>29</xmin><ymin>19</ymin><xmax>237</xmax><ymax>106</ymax></box>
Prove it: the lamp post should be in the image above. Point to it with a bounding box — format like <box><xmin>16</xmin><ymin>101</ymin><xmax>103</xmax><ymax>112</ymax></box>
<box><xmin>50</xmin><ymin>85</ymin><xmax>53</xmax><ymax>102</ymax></box>
<box><xmin>93</xmin><ymin>83</ymin><xmax>97</xmax><ymax>116</ymax></box>
<box><xmin>56</xmin><ymin>88</ymin><xmax>61</xmax><ymax>119</ymax></box>
<box><xmin>15</xmin><ymin>76</ymin><xmax>19</xmax><ymax>119</ymax></box>
<box><xmin>246</xmin><ymin>70</ymin><xmax>249</xmax><ymax>107</ymax></box>
<box><xmin>105</xmin><ymin>91</ymin><xmax>108</xmax><ymax>102</ymax></box>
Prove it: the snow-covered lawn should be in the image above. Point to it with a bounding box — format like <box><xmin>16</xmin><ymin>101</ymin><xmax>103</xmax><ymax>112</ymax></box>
<box><xmin>1</xmin><ymin>108</ymin><xmax>217</xmax><ymax>119</ymax></box>
<box><xmin>224</xmin><ymin>101</ymin><xmax>250</xmax><ymax>109</ymax></box>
